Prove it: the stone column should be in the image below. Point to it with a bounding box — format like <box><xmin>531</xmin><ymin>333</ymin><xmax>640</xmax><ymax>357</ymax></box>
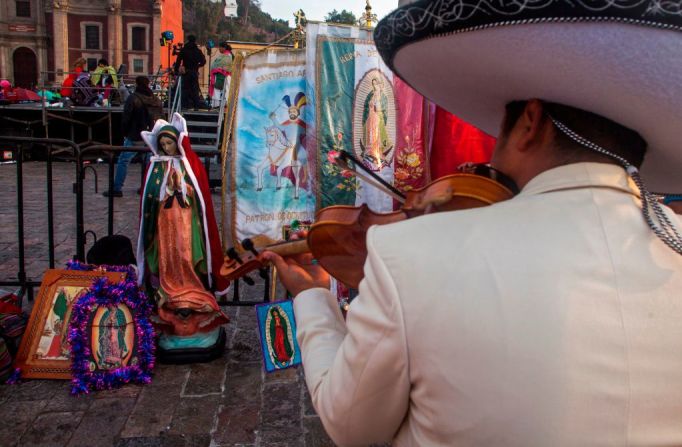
<box><xmin>152</xmin><ymin>1</ymin><xmax>162</xmax><ymax>73</ymax></box>
<box><xmin>108</xmin><ymin>0</ymin><xmax>123</xmax><ymax>68</ymax></box>
<box><xmin>0</xmin><ymin>2</ymin><xmax>5</xmax><ymax>80</ymax></box>
<box><xmin>0</xmin><ymin>47</ymin><xmax>9</xmax><ymax>82</ymax></box>
<box><xmin>36</xmin><ymin>0</ymin><xmax>48</xmax><ymax>86</ymax></box>
<box><xmin>51</xmin><ymin>0</ymin><xmax>69</xmax><ymax>82</ymax></box>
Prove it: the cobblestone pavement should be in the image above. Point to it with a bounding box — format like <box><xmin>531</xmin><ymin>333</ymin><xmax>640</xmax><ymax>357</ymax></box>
<box><xmin>0</xmin><ymin>161</ymin><xmax>336</xmax><ymax>447</ymax></box>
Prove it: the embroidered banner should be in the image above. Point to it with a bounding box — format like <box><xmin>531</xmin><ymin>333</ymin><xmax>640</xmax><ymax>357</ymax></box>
<box><xmin>230</xmin><ymin>50</ymin><xmax>315</xmax><ymax>245</ymax></box>
<box><xmin>394</xmin><ymin>76</ymin><xmax>428</xmax><ymax>194</ymax></box>
<box><xmin>310</xmin><ymin>25</ymin><xmax>428</xmax><ymax>211</ymax></box>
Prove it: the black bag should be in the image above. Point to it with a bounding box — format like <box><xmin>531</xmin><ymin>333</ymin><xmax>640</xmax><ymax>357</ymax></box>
<box><xmin>71</xmin><ymin>74</ymin><xmax>98</xmax><ymax>106</ymax></box>
<box><xmin>86</xmin><ymin>235</ymin><xmax>137</xmax><ymax>266</ymax></box>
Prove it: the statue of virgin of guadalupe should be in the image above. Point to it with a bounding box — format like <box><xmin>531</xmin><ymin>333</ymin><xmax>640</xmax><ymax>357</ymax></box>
<box><xmin>137</xmin><ymin>113</ymin><xmax>230</xmax><ymax>355</ymax></box>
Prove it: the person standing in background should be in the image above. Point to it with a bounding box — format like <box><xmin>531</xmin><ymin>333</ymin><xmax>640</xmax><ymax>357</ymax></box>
<box><xmin>173</xmin><ymin>35</ymin><xmax>206</xmax><ymax>110</ymax></box>
<box><xmin>209</xmin><ymin>42</ymin><xmax>233</xmax><ymax>108</ymax></box>
<box><xmin>104</xmin><ymin>76</ymin><xmax>162</xmax><ymax>197</ymax></box>
<box><xmin>91</xmin><ymin>59</ymin><xmax>119</xmax><ymax>102</ymax></box>
<box><xmin>60</xmin><ymin>58</ymin><xmax>87</xmax><ymax>100</ymax></box>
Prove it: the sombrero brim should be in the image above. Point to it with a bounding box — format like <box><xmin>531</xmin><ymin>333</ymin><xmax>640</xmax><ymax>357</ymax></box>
<box><xmin>375</xmin><ymin>1</ymin><xmax>682</xmax><ymax>193</ymax></box>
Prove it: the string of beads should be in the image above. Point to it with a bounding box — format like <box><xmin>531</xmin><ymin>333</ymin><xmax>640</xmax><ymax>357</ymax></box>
<box><xmin>550</xmin><ymin>116</ymin><xmax>682</xmax><ymax>256</ymax></box>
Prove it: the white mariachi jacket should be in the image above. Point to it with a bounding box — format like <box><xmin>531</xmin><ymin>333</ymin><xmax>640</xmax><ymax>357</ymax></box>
<box><xmin>294</xmin><ymin>162</ymin><xmax>682</xmax><ymax>447</ymax></box>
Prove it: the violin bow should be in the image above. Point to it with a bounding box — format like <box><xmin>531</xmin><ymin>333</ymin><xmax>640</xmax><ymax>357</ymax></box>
<box><xmin>335</xmin><ymin>151</ymin><xmax>407</xmax><ymax>203</ymax></box>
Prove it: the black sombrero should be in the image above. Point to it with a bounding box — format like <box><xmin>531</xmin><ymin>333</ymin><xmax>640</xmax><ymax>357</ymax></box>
<box><xmin>375</xmin><ymin>0</ymin><xmax>682</xmax><ymax>193</ymax></box>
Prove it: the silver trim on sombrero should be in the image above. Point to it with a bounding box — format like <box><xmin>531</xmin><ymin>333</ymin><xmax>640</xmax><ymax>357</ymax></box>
<box><xmin>375</xmin><ymin>0</ymin><xmax>682</xmax><ymax>67</ymax></box>
<box><xmin>550</xmin><ymin>116</ymin><xmax>682</xmax><ymax>256</ymax></box>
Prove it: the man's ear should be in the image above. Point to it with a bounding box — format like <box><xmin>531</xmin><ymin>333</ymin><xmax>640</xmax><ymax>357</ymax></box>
<box><xmin>515</xmin><ymin>99</ymin><xmax>546</xmax><ymax>153</ymax></box>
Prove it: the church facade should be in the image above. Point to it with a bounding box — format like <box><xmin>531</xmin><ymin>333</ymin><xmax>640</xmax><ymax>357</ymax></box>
<box><xmin>0</xmin><ymin>0</ymin><xmax>184</xmax><ymax>88</ymax></box>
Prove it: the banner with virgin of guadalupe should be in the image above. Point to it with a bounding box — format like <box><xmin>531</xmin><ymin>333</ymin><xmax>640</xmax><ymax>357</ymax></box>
<box><xmin>307</xmin><ymin>23</ymin><xmax>428</xmax><ymax>210</ymax></box>
<box><xmin>230</xmin><ymin>49</ymin><xmax>315</xmax><ymax>244</ymax></box>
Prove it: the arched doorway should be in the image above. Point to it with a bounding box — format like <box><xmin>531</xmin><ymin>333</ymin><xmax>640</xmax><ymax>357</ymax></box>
<box><xmin>13</xmin><ymin>47</ymin><xmax>38</xmax><ymax>89</ymax></box>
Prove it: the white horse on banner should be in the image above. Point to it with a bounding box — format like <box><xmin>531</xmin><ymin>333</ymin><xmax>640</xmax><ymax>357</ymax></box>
<box><xmin>255</xmin><ymin>124</ymin><xmax>305</xmax><ymax>200</ymax></box>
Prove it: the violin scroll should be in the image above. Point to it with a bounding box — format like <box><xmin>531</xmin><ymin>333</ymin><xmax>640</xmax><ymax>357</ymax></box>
<box><xmin>220</xmin><ymin>237</ymin><xmax>309</xmax><ymax>283</ymax></box>
<box><xmin>223</xmin><ymin>247</ymin><xmax>256</xmax><ymax>285</ymax></box>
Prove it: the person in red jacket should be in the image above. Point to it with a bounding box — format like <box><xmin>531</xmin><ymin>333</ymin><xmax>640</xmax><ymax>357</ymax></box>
<box><xmin>60</xmin><ymin>57</ymin><xmax>87</xmax><ymax>99</ymax></box>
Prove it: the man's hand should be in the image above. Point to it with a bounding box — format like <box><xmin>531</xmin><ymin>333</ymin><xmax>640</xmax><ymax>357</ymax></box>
<box><xmin>261</xmin><ymin>250</ymin><xmax>330</xmax><ymax>297</ymax></box>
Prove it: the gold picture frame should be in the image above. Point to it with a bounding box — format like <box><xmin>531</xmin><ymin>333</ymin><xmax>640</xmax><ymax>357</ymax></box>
<box><xmin>13</xmin><ymin>269</ymin><xmax>127</xmax><ymax>379</ymax></box>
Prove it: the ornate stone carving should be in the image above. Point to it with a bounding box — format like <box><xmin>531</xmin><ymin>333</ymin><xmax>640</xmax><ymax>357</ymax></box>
<box><xmin>108</xmin><ymin>0</ymin><xmax>121</xmax><ymax>12</ymax></box>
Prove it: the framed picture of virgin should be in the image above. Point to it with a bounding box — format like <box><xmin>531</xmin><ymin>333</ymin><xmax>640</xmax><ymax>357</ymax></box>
<box><xmin>13</xmin><ymin>269</ymin><xmax>127</xmax><ymax>379</ymax></box>
<box><xmin>256</xmin><ymin>300</ymin><xmax>301</xmax><ymax>373</ymax></box>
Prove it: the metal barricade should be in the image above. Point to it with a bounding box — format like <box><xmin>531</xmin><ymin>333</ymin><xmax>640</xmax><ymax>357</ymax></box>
<box><xmin>0</xmin><ymin>136</ymin><xmax>260</xmax><ymax>306</ymax></box>
<box><xmin>0</xmin><ymin>136</ymin><xmax>80</xmax><ymax>302</ymax></box>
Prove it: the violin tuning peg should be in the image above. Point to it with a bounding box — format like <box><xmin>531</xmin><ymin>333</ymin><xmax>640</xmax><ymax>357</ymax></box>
<box><xmin>226</xmin><ymin>247</ymin><xmax>243</xmax><ymax>264</ymax></box>
<box><xmin>241</xmin><ymin>238</ymin><xmax>254</xmax><ymax>251</ymax></box>
<box><xmin>241</xmin><ymin>238</ymin><xmax>260</xmax><ymax>257</ymax></box>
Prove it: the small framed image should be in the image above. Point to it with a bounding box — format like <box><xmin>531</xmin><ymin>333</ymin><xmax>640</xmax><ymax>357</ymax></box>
<box><xmin>256</xmin><ymin>300</ymin><xmax>301</xmax><ymax>373</ymax></box>
<box><xmin>13</xmin><ymin>269</ymin><xmax>127</xmax><ymax>379</ymax></box>
<box><xmin>68</xmin><ymin>275</ymin><xmax>155</xmax><ymax>394</ymax></box>
<box><xmin>87</xmin><ymin>302</ymin><xmax>137</xmax><ymax>370</ymax></box>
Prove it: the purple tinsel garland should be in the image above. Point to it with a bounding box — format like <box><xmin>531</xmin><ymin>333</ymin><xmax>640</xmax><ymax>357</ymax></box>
<box><xmin>66</xmin><ymin>262</ymin><xmax>155</xmax><ymax>395</ymax></box>
<box><xmin>66</xmin><ymin>260</ymin><xmax>135</xmax><ymax>276</ymax></box>
<box><xmin>6</xmin><ymin>368</ymin><xmax>22</xmax><ymax>384</ymax></box>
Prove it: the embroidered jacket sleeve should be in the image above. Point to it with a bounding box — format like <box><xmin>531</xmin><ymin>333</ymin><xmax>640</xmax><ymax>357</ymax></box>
<box><xmin>293</xmin><ymin>226</ymin><xmax>410</xmax><ymax>445</ymax></box>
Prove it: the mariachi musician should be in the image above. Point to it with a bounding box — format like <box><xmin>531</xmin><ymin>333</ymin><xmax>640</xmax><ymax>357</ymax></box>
<box><xmin>263</xmin><ymin>1</ymin><xmax>682</xmax><ymax>445</ymax></box>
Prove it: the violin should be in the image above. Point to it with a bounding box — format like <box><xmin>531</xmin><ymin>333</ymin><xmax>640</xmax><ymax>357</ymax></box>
<box><xmin>220</xmin><ymin>153</ymin><xmax>517</xmax><ymax>289</ymax></box>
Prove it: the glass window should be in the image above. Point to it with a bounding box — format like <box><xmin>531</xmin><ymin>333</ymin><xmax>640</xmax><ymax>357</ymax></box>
<box><xmin>85</xmin><ymin>25</ymin><xmax>100</xmax><ymax>50</ymax></box>
<box><xmin>132</xmin><ymin>27</ymin><xmax>146</xmax><ymax>51</ymax></box>
<box><xmin>133</xmin><ymin>59</ymin><xmax>144</xmax><ymax>73</ymax></box>
<box><xmin>16</xmin><ymin>1</ymin><xmax>31</xmax><ymax>18</ymax></box>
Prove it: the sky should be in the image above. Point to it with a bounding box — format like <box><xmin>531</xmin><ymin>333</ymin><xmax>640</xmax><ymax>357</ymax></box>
<box><xmin>257</xmin><ymin>0</ymin><xmax>399</xmax><ymax>27</ymax></box>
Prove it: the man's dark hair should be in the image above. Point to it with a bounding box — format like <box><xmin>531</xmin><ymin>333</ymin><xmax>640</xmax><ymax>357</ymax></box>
<box><xmin>220</xmin><ymin>41</ymin><xmax>232</xmax><ymax>51</ymax></box>
<box><xmin>187</xmin><ymin>35</ymin><xmax>196</xmax><ymax>43</ymax></box>
<box><xmin>135</xmin><ymin>76</ymin><xmax>150</xmax><ymax>88</ymax></box>
<box><xmin>98</xmin><ymin>58</ymin><xmax>108</xmax><ymax>66</ymax></box>
<box><xmin>502</xmin><ymin>100</ymin><xmax>647</xmax><ymax>168</ymax></box>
